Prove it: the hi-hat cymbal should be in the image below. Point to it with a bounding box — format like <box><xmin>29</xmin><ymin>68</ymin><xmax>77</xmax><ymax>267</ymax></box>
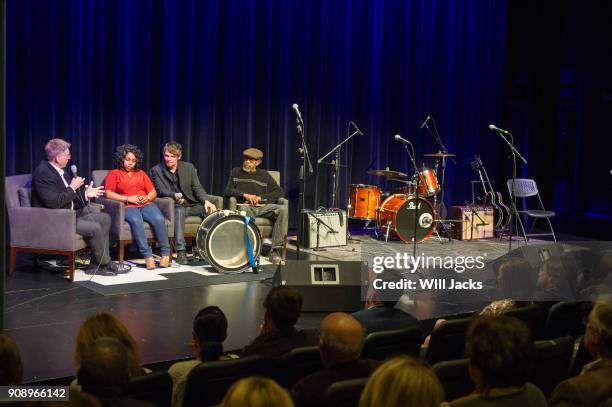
<box><xmin>423</xmin><ymin>151</ymin><xmax>456</xmax><ymax>158</ymax></box>
<box><xmin>367</xmin><ymin>169</ymin><xmax>408</xmax><ymax>178</ymax></box>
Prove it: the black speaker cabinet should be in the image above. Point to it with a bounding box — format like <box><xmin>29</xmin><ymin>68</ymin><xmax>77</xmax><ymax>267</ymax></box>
<box><xmin>273</xmin><ymin>260</ymin><xmax>365</xmax><ymax>312</ymax></box>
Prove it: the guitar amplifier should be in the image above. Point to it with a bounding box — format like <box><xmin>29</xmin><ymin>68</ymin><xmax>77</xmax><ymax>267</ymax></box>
<box><xmin>299</xmin><ymin>209</ymin><xmax>348</xmax><ymax>249</ymax></box>
<box><xmin>451</xmin><ymin>205</ymin><xmax>494</xmax><ymax>240</ymax></box>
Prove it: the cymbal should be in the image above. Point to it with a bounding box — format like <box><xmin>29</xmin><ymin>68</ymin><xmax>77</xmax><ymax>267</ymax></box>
<box><xmin>423</xmin><ymin>151</ymin><xmax>456</xmax><ymax>158</ymax></box>
<box><xmin>367</xmin><ymin>169</ymin><xmax>408</xmax><ymax>178</ymax></box>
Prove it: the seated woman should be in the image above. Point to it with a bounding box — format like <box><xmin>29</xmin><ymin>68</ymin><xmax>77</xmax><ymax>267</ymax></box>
<box><xmin>169</xmin><ymin>306</ymin><xmax>237</xmax><ymax>407</ymax></box>
<box><xmin>443</xmin><ymin>315</ymin><xmax>547</xmax><ymax>407</ymax></box>
<box><xmin>105</xmin><ymin>144</ymin><xmax>170</xmax><ymax>269</ymax></box>
<box><xmin>72</xmin><ymin>313</ymin><xmax>149</xmax><ymax>390</ymax></box>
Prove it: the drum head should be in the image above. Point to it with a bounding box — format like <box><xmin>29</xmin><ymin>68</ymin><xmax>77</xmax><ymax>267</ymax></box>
<box><xmin>196</xmin><ymin>212</ymin><xmax>261</xmax><ymax>272</ymax></box>
<box><xmin>393</xmin><ymin>197</ymin><xmax>436</xmax><ymax>242</ymax></box>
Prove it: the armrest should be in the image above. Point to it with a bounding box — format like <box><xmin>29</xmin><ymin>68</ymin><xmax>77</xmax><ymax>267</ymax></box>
<box><xmin>277</xmin><ymin>197</ymin><xmax>289</xmax><ymax>207</ymax></box>
<box><xmin>8</xmin><ymin>207</ymin><xmax>78</xmax><ymax>250</ymax></box>
<box><xmin>154</xmin><ymin>197</ymin><xmax>175</xmax><ymax>225</ymax></box>
<box><xmin>228</xmin><ymin>197</ymin><xmax>238</xmax><ymax>211</ymax></box>
<box><xmin>98</xmin><ymin>198</ymin><xmax>124</xmax><ymax>238</ymax></box>
<box><xmin>207</xmin><ymin>194</ymin><xmax>224</xmax><ymax>210</ymax></box>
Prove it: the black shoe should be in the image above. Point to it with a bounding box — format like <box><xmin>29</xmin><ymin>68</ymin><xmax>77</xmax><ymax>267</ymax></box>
<box><xmin>176</xmin><ymin>251</ymin><xmax>189</xmax><ymax>265</ymax></box>
<box><xmin>105</xmin><ymin>261</ymin><xmax>128</xmax><ymax>274</ymax></box>
<box><xmin>84</xmin><ymin>264</ymin><xmax>117</xmax><ymax>277</ymax></box>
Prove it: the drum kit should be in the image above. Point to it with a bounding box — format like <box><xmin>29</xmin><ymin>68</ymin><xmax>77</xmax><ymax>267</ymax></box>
<box><xmin>347</xmin><ymin>151</ymin><xmax>456</xmax><ymax>243</ymax></box>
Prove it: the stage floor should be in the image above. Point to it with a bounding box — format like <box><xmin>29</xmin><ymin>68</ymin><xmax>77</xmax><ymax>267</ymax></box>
<box><xmin>4</xmin><ymin>231</ymin><xmax>568</xmax><ymax>383</ymax></box>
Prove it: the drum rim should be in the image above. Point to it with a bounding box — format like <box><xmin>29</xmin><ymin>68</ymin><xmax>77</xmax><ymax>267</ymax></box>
<box><xmin>349</xmin><ymin>184</ymin><xmax>380</xmax><ymax>189</ymax></box>
<box><xmin>196</xmin><ymin>213</ymin><xmax>262</xmax><ymax>272</ymax></box>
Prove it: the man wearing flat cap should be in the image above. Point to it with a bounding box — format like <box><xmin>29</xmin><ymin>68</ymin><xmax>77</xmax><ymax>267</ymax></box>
<box><xmin>225</xmin><ymin>148</ymin><xmax>287</xmax><ymax>264</ymax></box>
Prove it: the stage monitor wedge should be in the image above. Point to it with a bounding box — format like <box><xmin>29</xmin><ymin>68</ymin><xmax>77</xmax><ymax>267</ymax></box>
<box><xmin>273</xmin><ymin>260</ymin><xmax>365</xmax><ymax>312</ymax></box>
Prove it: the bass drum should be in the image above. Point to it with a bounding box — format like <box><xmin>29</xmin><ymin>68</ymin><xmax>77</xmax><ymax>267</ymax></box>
<box><xmin>195</xmin><ymin>210</ymin><xmax>262</xmax><ymax>272</ymax></box>
<box><xmin>377</xmin><ymin>194</ymin><xmax>436</xmax><ymax>242</ymax></box>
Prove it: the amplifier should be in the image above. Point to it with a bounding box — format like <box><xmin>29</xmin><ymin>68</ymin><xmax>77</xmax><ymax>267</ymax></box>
<box><xmin>299</xmin><ymin>209</ymin><xmax>348</xmax><ymax>249</ymax></box>
<box><xmin>451</xmin><ymin>205</ymin><xmax>494</xmax><ymax>240</ymax></box>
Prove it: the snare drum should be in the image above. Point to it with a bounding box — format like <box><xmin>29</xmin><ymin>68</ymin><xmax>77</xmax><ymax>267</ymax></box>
<box><xmin>195</xmin><ymin>210</ymin><xmax>262</xmax><ymax>272</ymax></box>
<box><xmin>377</xmin><ymin>194</ymin><xmax>436</xmax><ymax>242</ymax></box>
<box><xmin>413</xmin><ymin>169</ymin><xmax>440</xmax><ymax>196</ymax></box>
<box><xmin>348</xmin><ymin>184</ymin><xmax>381</xmax><ymax>220</ymax></box>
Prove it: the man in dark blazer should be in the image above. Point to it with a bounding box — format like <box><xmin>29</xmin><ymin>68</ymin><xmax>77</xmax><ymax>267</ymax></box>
<box><xmin>549</xmin><ymin>299</ymin><xmax>612</xmax><ymax>407</ymax></box>
<box><xmin>31</xmin><ymin>138</ymin><xmax>118</xmax><ymax>276</ymax></box>
<box><xmin>149</xmin><ymin>141</ymin><xmax>217</xmax><ymax>265</ymax></box>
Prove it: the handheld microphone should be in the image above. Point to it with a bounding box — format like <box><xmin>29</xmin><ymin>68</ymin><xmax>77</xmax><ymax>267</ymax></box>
<box><xmin>420</xmin><ymin>116</ymin><xmax>430</xmax><ymax>129</ymax></box>
<box><xmin>394</xmin><ymin>134</ymin><xmax>412</xmax><ymax>145</ymax></box>
<box><xmin>292</xmin><ymin>103</ymin><xmax>303</xmax><ymax>123</ymax></box>
<box><xmin>70</xmin><ymin>165</ymin><xmax>88</xmax><ymax>207</ymax></box>
<box><xmin>70</xmin><ymin>165</ymin><xmax>78</xmax><ymax>178</ymax></box>
<box><xmin>350</xmin><ymin>121</ymin><xmax>364</xmax><ymax>136</ymax></box>
<box><xmin>488</xmin><ymin>124</ymin><xmax>511</xmax><ymax>135</ymax></box>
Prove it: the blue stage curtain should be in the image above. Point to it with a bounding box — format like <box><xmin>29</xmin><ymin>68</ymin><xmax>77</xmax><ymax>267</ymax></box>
<box><xmin>7</xmin><ymin>0</ymin><xmax>507</xmax><ymax>212</ymax></box>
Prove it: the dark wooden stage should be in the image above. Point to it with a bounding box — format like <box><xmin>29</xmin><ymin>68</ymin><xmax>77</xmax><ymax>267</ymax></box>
<box><xmin>3</xmin><ymin>230</ymin><xmax>570</xmax><ymax>383</ymax></box>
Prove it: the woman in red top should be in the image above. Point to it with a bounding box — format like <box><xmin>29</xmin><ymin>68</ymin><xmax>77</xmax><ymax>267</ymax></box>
<box><xmin>105</xmin><ymin>144</ymin><xmax>171</xmax><ymax>269</ymax></box>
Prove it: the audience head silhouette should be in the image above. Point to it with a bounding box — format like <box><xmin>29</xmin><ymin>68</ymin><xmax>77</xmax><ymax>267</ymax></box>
<box><xmin>192</xmin><ymin>306</ymin><xmax>228</xmax><ymax>361</ymax></box>
<box><xmin>0</xmin><ymin>334</ymin><xmax>23</xmax><ymax>386</ymax></box>
<box><xmin>263</xmin><ymin>286</ymin><xmax>303</xmax><ymax>330</ymax></box>
<box><xmin>359</xmin><ymin>356</ymin><xmax>444</xmax><ymax>407</ymax></box>
<box><xmin>319</xmin><ymin>312</ymin><xmax>365</xmax><ymax>368</ymax></box>
<box><xmin>585</xmin><ymin>299</ymin><xmax>612</xmax><ymax>359</ymax></box>
<box><xmin>77</xmin><ymin>337</ymin><xmax>130</xmax><ymax>396</ymax></box>
<box><xmin>465</xmin><ymin>316</ymin><xmax>534</xmax><ymax>393</ymax></box>
<box><xmin>75</xmin><ymin>313</ymin><xmax>142</xmax><ymax>378</ymax></box>
<box><xmin>221</xmin><ymin>376</ymin><xmax>294</xmax><ymax>407</ymax></box>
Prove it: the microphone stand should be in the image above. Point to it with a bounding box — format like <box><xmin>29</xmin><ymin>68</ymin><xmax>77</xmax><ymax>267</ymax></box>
<box><xmin>493</xmin><ymin>129</ymin><xmax>527</xmax><ymax>252</ymax></box>
<box><xmin>296</xmin><ymin>116</ymin><xmax>314</xmax><ymax>260</ymax></box>
<box><xmin>423</xmin><ymin>116</ymin><xmax>454</xmax><ymax>224</ymax></box>
<box><xmin>401</xmin><ymin>140</ymin><xmax>420</xmax><ymax>259</ymax></box>
<box><xmin>318</xmin><ymin>123</ymin><xmax>361</xmax><ymax>208</ymax></box>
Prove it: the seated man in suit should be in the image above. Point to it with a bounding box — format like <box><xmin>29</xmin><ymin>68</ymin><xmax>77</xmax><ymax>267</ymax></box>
<box><xmin>352</xmin><ymin>269</ymin><xmax>421</xmax><ymax>334</ymax></box>
<box><xmin>150</xmin><ymin>141</ymin><xmax>217</xmax><ymax>265</ymax></box>
<box><xmin>32</xmin><ymin>138</ymin><xmax>119</xmax><ymax>276</ymax></box>
<box><xmin>549</xmin><ymin>299</ymin><xmax>612</xmax><ymax>407</ymax></box>
<box><xmin>224</xmin><ymin>147</ymin><xmax>287</xmax><ymax>264</ymax></box>
<box><xmin>241</xmin><ymin>286</ymin><xmax>318</xmax><ymax>358</ymax></box>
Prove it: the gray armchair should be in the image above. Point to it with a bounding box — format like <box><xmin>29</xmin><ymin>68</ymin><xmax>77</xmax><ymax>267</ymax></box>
<box><xmin>6</xmin><ymin>174</ymin><xmax>88</xmax><ymax>281</ymax></box>
<box><xmin>92</xmin><ymin>170</ymin><xmax>175</xmax><ymax>262</ymax></box>
<box><xmin>228</xmin><ymin>170</ymin><xmax>288</xmax><ymax>239</ymax></box>
<box><xmin>183</xmin><ymin>194</ymin><xmax>224</xmax><ymax>243</ymax></box>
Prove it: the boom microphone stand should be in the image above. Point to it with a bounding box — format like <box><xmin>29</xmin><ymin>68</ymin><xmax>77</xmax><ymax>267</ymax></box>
<box><xmin>489</xmin><ymin>124</ymin><xmax>527</xmax><ymax>252</ymax></box>
<box><xmin>294</xmin><ymin>104</ymin><xmax>314</xmax><ymax>259</ymax></box>
<box><xmin>394</xmin><ymin>135</ymin><xmax>420</xmax><ymax>259</ymax></box>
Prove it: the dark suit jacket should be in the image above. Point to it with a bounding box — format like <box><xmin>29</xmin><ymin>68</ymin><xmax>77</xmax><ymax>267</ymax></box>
<box><xmin>549</xmin><ymin>359</ymin><xmax>612</xmax><ymax>407</ymax></box>
<box><xmin>149</xmin><ymin>161</ymin><xmax>214</xmax><ymax>205</ymax></box>
<box><xmin>445</xmin><ymin>383</ymin><xmax>547</xmax><ymax>407</ymax></box>
<box><xmin>31</xmin><ymin>160</ymin><xmax>85</xmax><ymax>210</ymax></box>
<box><xmin>241</xmin><ymin>327</ymin><xmax>319</xmax><ymax>358</ymax></box>
<box><xmin>352</xmin><ymin>305</ymin><xmax>421</xmax><ymax>334</ymax></box>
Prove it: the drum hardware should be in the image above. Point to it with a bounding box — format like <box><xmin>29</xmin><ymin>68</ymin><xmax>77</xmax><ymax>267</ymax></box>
<box><xmin>421</xmin><ymin>115</ymin><xmax>456</xmax><ymax>242</ymax></box>
<box><xmin>366</xmin><ymin>168</ymin><xmax>408</xmax><ymax>178</ymax></box>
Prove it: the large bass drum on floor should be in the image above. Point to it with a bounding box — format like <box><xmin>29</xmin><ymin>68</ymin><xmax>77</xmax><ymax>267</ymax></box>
<box><xmin>195</xmin><ymin>210</ymin><xmax>262</xmax><ymax>272</ymax></box>
<box><xmin>377</xmin><ymin>194</ymin><xmax>436</xmax><ymax>242</ymax></box>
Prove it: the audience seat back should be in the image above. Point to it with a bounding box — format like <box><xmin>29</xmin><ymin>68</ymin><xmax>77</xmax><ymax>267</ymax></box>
<box><xmin>323</xmin><ymin>377</ymin><xmax>368</xmax><ymax>407</ymax></box>
<box><xmin>432</xmin><ymin>358</ymin><xmax>473</xmax><ymax>401</ymax></box>
<box><xmin>126</xmin><ymin>371</ymin><xmax>172</xmax><ymax>407</ymax></box>
<box><xmin>568</xmin><ymin>335</ymin><xmax>594</xmax><ymax>377</ymax></box>
<box><xmin>362</xmin><ymin>326</ymin><xmax>423</xmax><ymax>360</ymax></box>
<box><xmin>530</xmin><ymin>335</ymin><xmax>574</xmax><ymax>397</ymax></box>
<box><xmin>282</xmin><ymin>346</ymin><xmax>322</xmax><ymax>388</ymax></box>
<box><xmin>182</xmin><ymin>356</ymin><xmax>281</xmax><ymax>407</ymax></box>
<box><xmin>504</xmin><ymin>303</ymin><xmax>545</xmax><ymax>338</ymax></box>
<box><xmin>543</xmin><ymin>301</ymin><xmax>593</xmax><ymax>339</ymax></box>
<box><xmin>425</xmin><ymin>317</ymin><xmax>472</xmax><ymax>365</ymax></box>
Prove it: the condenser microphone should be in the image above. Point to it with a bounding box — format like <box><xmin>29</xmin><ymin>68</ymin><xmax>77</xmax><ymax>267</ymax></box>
<box><xmin>394</xmin><ymin>134</ymin><xmax>412</xmax><ymax>145</ymax></box>
<box><xmin>420</xmin><ymin>116</ymin><xmax>431</xmax><ymax>129</ymax></box>
<box><xmin>292</xmin><ymin>103</ymin><xmax>303</xmax><ymax>123</ymax></box>
<box><xmin>70</xmin><ymin>165</ymin><xmax>78</xmax><ymax>177</ymax></box>
<box><xmin>488</xmin><ymin>124</ymin><xmax>511</xmax><ymax>135</ymax></box>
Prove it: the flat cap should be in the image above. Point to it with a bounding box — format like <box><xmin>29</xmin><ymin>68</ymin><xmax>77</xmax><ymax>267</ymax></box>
<box><xmin>243</xmin><ymin>147</ymin><xmax>263</xmax><ymax>160</ymax></box>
